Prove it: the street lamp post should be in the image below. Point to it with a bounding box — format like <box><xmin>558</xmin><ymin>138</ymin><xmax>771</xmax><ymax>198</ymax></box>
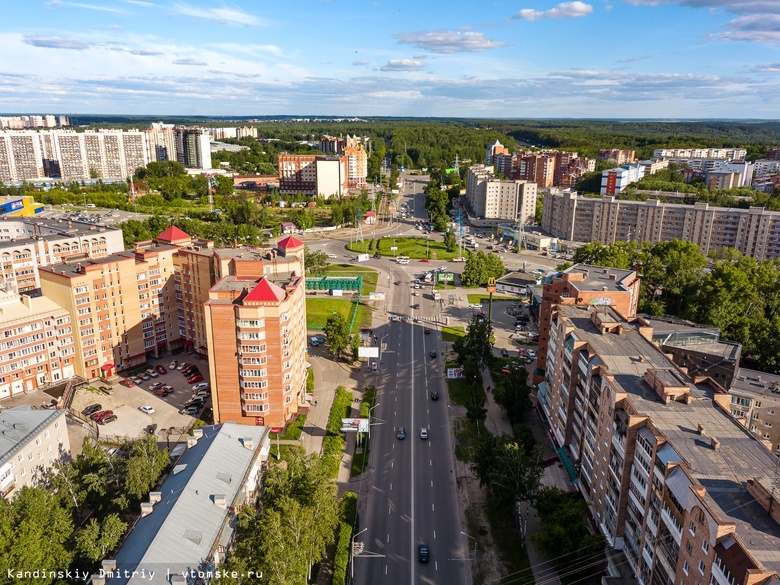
<box><xmin>368</xmin><ymin>402</ymin><xmax>380</xmax><ymax>440</ymax></box>
<box><xmin>461</xmin><ymin>531</ymin><xmax>477</xmax><ymax>584</ymax></box>
<box><xmin>351</xmin><ymin>528</ymin><xmax>368</xmax><ymax>582</ymax></box>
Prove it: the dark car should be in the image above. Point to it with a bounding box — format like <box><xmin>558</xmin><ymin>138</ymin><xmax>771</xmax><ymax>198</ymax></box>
<box><xmin>99</xmin><ymin>386</ymin><xmax>114</xmax><ymax>395</ymax></box>
<box><xmin>187</xmin><ymin>374</ymin><xmax>204</xmax><ymax>384</ymax></box>
<box><xmin>82</xmin><ymin>404</ymin><xmax>102</xmax><ymax>416</ymax></box>
<box><xmin>119</xmin><ymin>378</ymin><xmax>135</xmax><ymax>388</ymax></box>
<box><xmin>424</xmin><ymin>329</ymin><xmax>430</xmax><ymax>335</ymax></box>
<box><xmin>156</xmin><ymin>365</ymin><xmax>167</xmax><ymax>375</ymax></box>
<box><xmin>429</xmin><ymin>350</ymin><xmax>437</xmax><ymax>359</ymax></box>
<box><xmin>501</xmin><ymin>348</ymin><xmax>509</xmax><ymax>357</ymax></box>
<box><xmin>397</xmin><ymin>426</ymin><xmax>406</xmax><ymax>440</ymax></box>
<box><xmin>98</xmin><ymin>414</ymin><xmax>117</xmax><ymax>425</ymax></box>
<box><xmin>418</xmin><ymin>544</ymin><xmax>429</xmax><ymax>563</ymax></box>
<box><xmin>430</xmin><ymin>390</ymin><xmax>439</xmax><ymax>401</ymax></box>
<box><xmin>182</xmin><ymin>366</ymin><xmax>199</xmax><ymax>376</ymax></box>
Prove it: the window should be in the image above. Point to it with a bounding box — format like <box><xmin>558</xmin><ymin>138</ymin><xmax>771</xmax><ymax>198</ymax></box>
<box><xmin>689</xmin><ymin>521</ymin><xmax>696</xmax><ymax>536</ymax></box>
<box><xmin>686</xmin><ymin>542</ymin><xmax>693</xmax><ymax>554</ymax></box>
<box><xmin>702</xmin><ymin>540</ymin><xmax>709</xmax><ymax>554</ymax></box>
<box><xmin>698</xmin><ymin>560</ymin><xmax>705</xmax><ymax>575</ymax></box>
<box><xmin>683</xmin><ymin>561</ymin><xmax>689</xmax><ymax>576</ymax></box>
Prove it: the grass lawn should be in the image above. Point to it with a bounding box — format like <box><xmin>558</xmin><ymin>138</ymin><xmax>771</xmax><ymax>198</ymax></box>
<box><xmin>306</xmin><ymin>298</ymin><xmax>373</xmax><ymax>332</ymax></box>
<box><xmin>348</xmin><ymin>236</ymin><xmax>459</xmax><ymax>260</ymax></box>
<box><xmin>483</xmin><ymin>502</ymin><xmax>534</xmax><ymax>585</ymax></box>
<box><xmin>273</xmin><ymin>414</ymin><xmax>307</xmax><ymax>440</ymax></box>
<box><xmin>467</xmin><ymin>294</ymin><xmax>521</xmax><ymax>304</ymax></box>
<box><xmin>441</xmin><ymin>326</ymin><xmax>465</xmax><ymax>342</ymax></box>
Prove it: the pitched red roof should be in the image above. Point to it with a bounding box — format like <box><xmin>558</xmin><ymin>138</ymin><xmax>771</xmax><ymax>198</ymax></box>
<box><xmin>243</xmin><ymin>278</ymin><xmax>286</xmax><ymax>303</ymax></box>
<box><xmin>157</xmin><ymin>225</ymin><xmax>191</xmax><ymax>243</ymax></box>
<box><xmin>277</xmin><ymin>235</ymin><xmax>304</xmax><ymax>249</ymax></box>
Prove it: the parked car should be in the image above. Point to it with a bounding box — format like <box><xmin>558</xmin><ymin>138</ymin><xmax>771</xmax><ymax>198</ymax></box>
<box><xmin>145</xmin><ymin>424</ymin><xmax>158</xmax><ymax>435</ymax></box>
<box><xmin>119</xmin><ymin>378</ymin><xmax>135</xmax><ymax>388</ymax></box>
<box><xmin>156</xmin><ymin>365</ymin><xmax>167</xmax><ymax>375</ymax></box>
<box><xmin>169</xmin><ymin>360</ymin><xmax>178</xmax><ymax>370</ymax></box>
<box><xmin>99</xmin><ymin>386</ymin><xmax>114</xmax><ymax>395</ymax></box>
<box><xmin>91</xmin><ymin>410</ymin><xmax>113</xmax><ymax>422</ymax></box>
<box><xmin>187</xmin><ymin>374</ymin><xmax>204</xmax><ymax>384</ymax></box>
<box><xmin>192</xmin><ymin>391</ymin><xmax>209</xmax><ymax>401</ymax></box>
<box><xmin>327</xmin><ymin>253</ymin><xmax>337</xmax><ymax>258</ymax></box>
<box><xmin>140</xmin><ymin>373</ymin><xmax>151</xmax><ymax>381</ymax></box>
<box><xmin>181</xmin><ymin>406</ymin><xmax>200</xmax><ymax>416</ymax></box>
<box><xmin>98</xmin><ymin>414</ymin><xmax>117</xmax><ymax>425</ymax></box>
<box><xmin>397</xmin><ymin>426</ymin><xmax>406</xmax><ymax>440</ymax></box>
<box><xmin>501</xmin><ymin>348</ymin><xmax>509</xmax><ymax>357</ymax></box>
<box><xmin>82</xmin><ymin>404</ymin><xmax>102</xmax><ymax>416</ymax></box>
<box><xmin>526</xmin><ymin>350</ymin><xmax>537</xmax><ymax>359</ymax></box>
<box><xmin>162</xmin><ymin>385</ymin><xmax>174</xmax><ymax>395</ymax></box>
<box><xmin>182</xmin><ymin>365</ymin><xmax>199</xmax><ymax>375</ymax></box>
<box><xmin>138</xmin><ymin>405</ymin><xmax>155</xmax><ymax>414</ymax></box>
<box><xmin>41</xmin><ymin>401</ymin><xmax>57</xmax><ymax>410</ymax></box>
<box><xmin>192</xmin><ymin>382</ymin><xmax>210</xmax><ymax>392</ymax></box>
<box><xmin>147</xmin><ymin>370</ymin><xmax>159</xmax><ymax>378</ymax></box>
<box><xmin>150</xmin><ymin>382</ymin><xmax>165</xmax><ymax>391</ymax></box>
<box><xmin>178</xmin><ymin>362</ymin><xmax>190</xmax><ymax>371</ymax></box>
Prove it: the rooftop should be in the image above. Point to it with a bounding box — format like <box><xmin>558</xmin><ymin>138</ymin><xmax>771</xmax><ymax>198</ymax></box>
<box><xmin>731</xmin><ymin>368</ymin><xmax>780</xmax><ymax>398</ymax></box>
<box><xmin>561</xmin><ymin>264</ymin><xmax>637</xmax><ymax>293</ymax></box>
<box><xmin>0</xmin><ymin>216</ymin><xmax>120</xmax><ymax>248</ymax></box>
<box><xmin>557</xmin><ymin>305</ymin><xmax>780</xmax><ymax>574</ymax></box>
<box><xmin>110</xmin><ymin>423</ymin><xmax>270</xmax><ymax>585</ymax></box>
<box><xmin>497</xmin><ymin>271</ymin><xmax>538</xmax><ymax>287</ymax></box>
<box><xmin>0</xmin><ymin>289</ymin><xmax>68</xmax><ymax>327</ymax></box>
<box><xmin>156</xmin><ymin>226</ymin><xmax>191</xmax><ymax>244</ymax></box>
<box><xmin>0</xmin><ymin>406</ymin><xmax>65</xmax><ymax>467</ymax></box>
<box><xmin>40</xmin><ymin>253</ymin><xmax>136</xmax><ymax>277</ymax></box>
<box><xmin>213</xmin><ymin>246</ymin><xmax>272</xmax><ymax>261</ymax></box>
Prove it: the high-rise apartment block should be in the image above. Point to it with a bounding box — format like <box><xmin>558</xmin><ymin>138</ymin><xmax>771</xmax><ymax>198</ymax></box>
<box><xmin>599</xmin><ymin>149</ymin><xmax>636</xmax><ymax>166</ymax></box>
<box><xmin>0</xmin><ymin>217</ymin><xmax>125</xmax><ymax>294</ymax></box>
<box><xmin>601</xmin><ymin>163</ymin><xmax>646</xmax><ymax>195</ymax></box>
<box><xmin>485</xmin><ymin>140</ymin><xmax>510</xmax><ymax>165</ymax></box>
<box><xmin>465</xmin><ymin>164</ymin><xmax>537</xmax><ymax>224</ymax></box>
<box><xmin>542</xmin><ymin>190</ymin><xmax>780</xmax><ymax>260</ymax></box>
<box><xmin>0</xmin><ymin>407</ymin><xmax>71</xmax><ymax>500</ymax></box>
<box><xmin>205</xmin><ymin>236</ymin><xmax>307</xmax><ymax>428</ymax></box>
<box><xmin>0</xmin><ymin>115</ymin><xmax>68</xmax><ymax>130</ymax></box>
<box><xmin>344</xmin><ymin>136</ymin><xmax>368</xmax><ymax>188</ymax></box>
<box><xmin>209</xmin><ymin>127</ymin><xmax>258</xmax><ymax>140</ymax></box>
<box><xmin>653</xmin><ymin>148</ymin><xmax>747</xmax><ymax>160</ymax></box>
<box><xmin>0</xmin><ymin>290</ymin><xmax>76</xmax><ymax>400</ymax></box>
<box><xmin>175</xmin><ymin>127</ymin><xmax>212</xmax><ymax>171</ymax></box>
<box><xmin>278</xmin><ymin>153</ymin><xmax>347</xmax><ymax>198</ymax></box>
<box><xmin>538</xmin><ymin>302</ymin><xmax>780</xmax><ymax>585</ymax></box>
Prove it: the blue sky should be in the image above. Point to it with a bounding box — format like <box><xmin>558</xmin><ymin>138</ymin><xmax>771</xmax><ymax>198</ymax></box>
<box><xmin>1</xmin><ymin>0</ymin><xmax>779</xmax><ymax>118</ymax></box>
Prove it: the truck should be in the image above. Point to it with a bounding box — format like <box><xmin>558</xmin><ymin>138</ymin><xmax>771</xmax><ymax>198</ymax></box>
<box><xmin>433</xmin><ymin>290</ymin><xmax>441</xmax><ymax>301</ymax></box>
<box><xmin>356</xmin><ymin>253</ymin><xmax>369</xmax><ymax>262</ymax></box>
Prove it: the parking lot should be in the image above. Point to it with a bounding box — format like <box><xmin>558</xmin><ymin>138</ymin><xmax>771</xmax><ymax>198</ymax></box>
<box><xmin>71</xmin><ymin>355</ymin><xmax>211</xmax><ymax>441</ymax></box>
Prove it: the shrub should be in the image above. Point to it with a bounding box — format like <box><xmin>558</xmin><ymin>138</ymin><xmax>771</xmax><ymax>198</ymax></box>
<box><xmin>333</xmin><ymin>492</ymin><xmax>359</xmax><ymax>585</ymax></box>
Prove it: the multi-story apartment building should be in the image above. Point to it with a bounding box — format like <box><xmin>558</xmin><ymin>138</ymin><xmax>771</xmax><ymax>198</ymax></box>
<box><xmin>542</xmin><ymin>190</ymin><xmax>780</xmax><ymax>260</ymax></box>
<box><xmin>0</xmin><ymin>290</ymin><xmax>76</xmax><ymax>400</ymax></box>
<box><xmin>515</xmin><ymin>153</ymin><xmax>556</xmax><ymax>188</ymax></box>
<box><xmin>209</xmin><ymin>126</ymin><xmax>258</xmax><ymax>141</ymax></box>
<box><xmin>466</xmin><ymin>164</ymin><xmax>537</xmax><ymax>224</ymax></box>
<box><xmin>540</xmin><ymin>303</ymin><xmax>780</xmax><ymax>585</ymax></box>
<box><xmin>277</xmin><ymin>152</ymin><xmax>347</xmax><ymax>198</ymax></box>
<box><xmin>0</xmin><ymin>115</ymin><xmax>67</xmax><ymax>130</ymax></box>
<box><xmin>485</xmin><ymin>140</ymin><xmax>510</xmax><ymax>165</ymax></box>
<box><xmin>766</xmin><ymin>148</ymin><xmax>780</xmax><ymax>161</ymax></box>
<box><xmin>599</xmin><ymin>149</ymin><xmax>636</xmax><ymax>166</ymax></box>
<box><xmin>535</xmin><ymin>264</ymin><xmax>640</xmax><ymax>381</ymax></box>
<box><xmin>0</xmin><ymin>406</ymin><xmax>71</xmax><ymax>500</ymax></box>
<box><xmin>0</xmin><ymin>217</ymin><xmax>124</xmax><ymax>294</ymax></box>
<box><xmin>344</xmin><ymin>136</ymin><xmax>368</xmax><ymax>188</ymax></box>
<box><xmin>320</xmin><ymin>135</ymin><xmax>345</xmax><ymax>154</ymax></box>
<box><xmin>601</xmin><ymin>163</ymin><xmax>646</xmax><ymax>195</ymax></box>
<box><xmin>175</xmin><ymin>127</ymin><xmax>212</xmax><ymax>170</ymax></box>
<box><xmin>727</xmin><ymin>370</ymin><xmax>780</xmax><ymax>456</ymax></box>
<box><xmin>653</xmin><ymin>148</ymin><xmax>747</xmax><ymax>161</ymax></box>
<box><xmin>145</xmin><ymin>122</ymin><xmax>177</xmax><ymax>163</ymax></box>
<box><xmin>204</xmin><ymin>236</ymin><xmax>307</xmax><ymax>428</ymax></box>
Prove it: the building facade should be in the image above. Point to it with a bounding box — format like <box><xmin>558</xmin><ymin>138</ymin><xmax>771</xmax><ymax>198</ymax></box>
<box><xmin>0</xmin><ymin>290</ymin><xmax>76</xmax><ymax>400</ymax></box>
<box><xmin>205</xmin><ymin>236</ymin><xmax>307</xmax><ymax>428</ymax></box>
<box><xmin>466</xmin><ymin>164</ymin><xmax>537</xmax><ymax>224</ymax></box>
<box><xmin>538</xmin><ymin>303</ymin><xmax>780</xmax><ymax>585</ymax></box>
<box><xmin>542</xmin><ymin>190</ymin><xmax>780</xmax><ymax>260</ymax></box>
<box><xmin>175</xmin><ymin>127</ymin><xmax>212</xmax><ymax>170</ymax></box>
<box><xmin>601</xmin><ymin>163</ymin><xmax>646</xmax><ymax>195</ymax></box>
<box><xmin>0</xmin><ymin>407</ymin><xmax>70</xmax><ymax>500</ymax></box>
<box><xmin>278</xmin><ymin>153</ymin><xmax>347</xmax><ymax>198</ymax></box>
<box><xmin>599</xmin><ymin>149</ymin><xmax>636</xmax><ymax>166</ymax></box>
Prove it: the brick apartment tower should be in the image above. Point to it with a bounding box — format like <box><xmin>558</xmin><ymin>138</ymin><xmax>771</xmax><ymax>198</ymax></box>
<box><xmin>205</xmin><ymin>236</ymin><xmax>307</xmax><ymax>428</ymax></box>
<box><xmin>535</xmin><ymin>264</ymin><xmax>640</xmax><ymax>384</ymax></box>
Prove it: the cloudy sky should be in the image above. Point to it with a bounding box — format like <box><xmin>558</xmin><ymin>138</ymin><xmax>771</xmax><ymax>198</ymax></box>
<box><xmin>1</xmin><ymin>0</ymin><xmax>779</xmax><ymax>118</ymax></box>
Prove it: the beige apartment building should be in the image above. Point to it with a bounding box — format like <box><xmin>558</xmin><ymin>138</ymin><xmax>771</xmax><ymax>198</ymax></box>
<box><xmin>542</xmin><ymin>190</ymin><xmax>780</xmax><ymax>260</ymax></box>
<box><xmin>0</xmin><ymin>290</ymin><xmax>76</xmax><ymax>400</ymax></box>
<box><xmin>0</xmin><ymin>407</ymin><xmax>71</xmax><ymax>500</ymax></box>
<box><xmin>344</xmin><ymin>136</ymin><xmax>368</xmax><ymax>188</ymax></box>
<box><xmin>539</xmin><ymin>303</ymin><xmax>780</xmax><ymax>585</ymax></box>
<box><xmin>204</xmin><ymin>236</ymin><xmax>307</xmax><ymax>428</ymax></box>
<box><xmin>466</xmin><ymin>164</ymin><xmax>537</xmax><ymax>224</ymax></box>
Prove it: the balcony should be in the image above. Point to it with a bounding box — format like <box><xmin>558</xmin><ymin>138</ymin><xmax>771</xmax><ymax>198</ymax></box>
<box><xmin>712</xmin><ymin>555</ymin><xmax>738</xmax><ymax>585</ymax></box>
<box><xmin>612</xmin><ymin>432</ymin><xmax>626</xmax><ymax>455</ymax></box>
<box><xmin>660</xmin><ymin>506</ymin><xmax>682</xmax><ymax>544</ymax></box>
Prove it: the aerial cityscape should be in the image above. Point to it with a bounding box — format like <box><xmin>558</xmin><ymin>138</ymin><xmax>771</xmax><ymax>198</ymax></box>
<box><xmin>1</xmin><ymin>2</ymin><xmax>780</xmax><ymax>585</ymax></box>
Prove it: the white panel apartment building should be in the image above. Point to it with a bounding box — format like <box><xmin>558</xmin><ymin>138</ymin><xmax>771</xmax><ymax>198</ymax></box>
<box><xmin>466</xmin><ymin>164</ymin><xmax>537</xmax><ymax>224</ymax></box>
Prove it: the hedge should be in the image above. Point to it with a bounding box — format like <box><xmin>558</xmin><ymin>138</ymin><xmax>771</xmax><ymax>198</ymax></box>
<box><xmin>333</xmin><ymin>492</ymin><xmax>359</xmax><ymax>585</ymax></box>
<box><xmin>321</xmin><ymin>386</ymin><xmax>353</xmax><ymax>478</ymax></box>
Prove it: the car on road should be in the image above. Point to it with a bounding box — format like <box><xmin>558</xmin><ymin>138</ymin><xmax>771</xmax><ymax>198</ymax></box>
<box><xmin>192</xmin><ymin>382</ymin><xmax>210</xmax><ymax>392</ymax></box>
<box><xmin>501</xmin><ymin>348</ymin><xmax>509</xmax><ymax>357</ymax></box>
<box><xmin>411</xmin><ymin>303</ymin><xmax>420</xmax><ymax>309</ymax></box>
<box><xmin>99</xmin><ymin>386</ymin><xmax>114</xmax><ymax>395</ymax></box>
<box><xmin>169</xmin><ymin>360</ymin><xmax>178</xmax><ymax>370</ymax></box>
<box><xmin>138</xmin><ymin>405</ymin><xmax>155</xmax><ymax>414</ymax></box>
<box><xmin>429</xmin><ymin>350</ymin><xmax>437</xmax><ymax>358</ymax></box>
<box><xmin>526</xmin><ymin>349</ymin><xmax>537</xmax><ymax>359</ymax></box>
<box><xmin>420</xmin><ymin>428</ymin><xmax>428</xmax><ymax>440</ymax></box>
<box><xmin>390</xmin><ymin>316</ymin><xmax>399</xmax><ymax>322</ymax></box>
<box><xmin>418</xmin><ymin>544</ymin><xmax>429</xmax><ymax>563</ymax></box>
<box><xmin>394</xmin><ymin>280</ymin><xmax>402</xmax><ymax>285</ymax></box>
<box><xmin>188</xmin><ymin>374</ymin><xmax>204</xmax><ymax>384</ymax></box>
<box><xmin>430</xmin><ymin>390</ymin><xmax>439</xmax><ymax>401</ymax></box>
<box><xmin>82</xmin><ymin>404</ymin><xmax>102</xmax><ymax>416</ymax></box>
<box><xmin>327</xmin><ymin>253</ymin><xmax>337</xmax><ymax>258</ymax></box>
<box><xmin>420</xmin><ymin>259</ymin><xmax>429</xmax><ymax>263</ymax></box>
<box><xmin>91</xmin><ymin>410</ymin><xmax>113</xmax><ymax>422</ymax></box>
<box><xmin>397</xmin><ymin>426</ymin><xmax>406</xmax><ymax>440</ymax></box>
<box><xmin>119</xmin><ymin>378</ymin><xmax>135</xmax><ymax>388</ymax></box>
<box><xmin>424</xmin><ymin>328</ymin><xmax>430</xmax><ymax>334</ymax></box>
<box><xmin>156</xmin><ymin>365</ymin><xmax>167</xmax><ymax>375</ymax></box>
<box><xmin>412</xmin><ymin>291</ymin><xmax>420</xmax><ymax>296</ymax></box>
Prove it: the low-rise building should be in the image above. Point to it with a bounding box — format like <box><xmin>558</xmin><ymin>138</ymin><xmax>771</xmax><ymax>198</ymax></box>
<box><xmin>101</xmin><ymin>424</ymin><xmax>271</xmax><ymax>585</ymax></box>
<box><xmin>0</xmin><ymin>406</ymin><xmax>70</xmax><ymax>499</ymax></box>
<box><xmin>600</xmin><ymin>163</ymin><xmax>646</xmax><ymax>195</ymax></box>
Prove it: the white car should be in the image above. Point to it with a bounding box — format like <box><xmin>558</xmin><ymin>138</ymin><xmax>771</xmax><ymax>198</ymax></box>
<box><xmin>327</xmin><ymin>253</ymin><xmax>337</xmax><ymax>258</ymax></box>
<box><xmin>192</xmin><ymin>382</ymin><xmax>210</xmax><ymax>392</ymax></box>
<box><xmin>138</xmin><ymin>405</ymin><xmax>155</xmax><ymax>415</ymax></box>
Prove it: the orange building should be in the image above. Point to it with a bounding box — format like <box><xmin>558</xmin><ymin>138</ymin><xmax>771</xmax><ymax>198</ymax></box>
<box><xmin>535</xmin><ymin>264</ymin><xmax>640</xmax><ymax>384</ymax></box>
<box><xmin>204</xmin><ymin>236</ymin><xmax>307</xmax><ymax>428</ymax></box>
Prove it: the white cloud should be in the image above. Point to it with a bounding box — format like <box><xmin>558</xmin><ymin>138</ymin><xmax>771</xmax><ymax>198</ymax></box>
<box><xmin>753</xmin><ymin>62</ymin><xmax>780</xmax><ymax>72</ymax></box>
<box><xmin>353</xmin><ymin>60</ymin><xmax>370</xmax><ymax>66</ymax></box>
<box><xmin>23</xmin><ymin>35</ymin><xmax>90</xmax><ymax>50</ymax></box>
<box><xmin>395</xmin><ymin>30</ymin><xmax>507</xmax><ymax>53</ymax></box>
<box><xmin>47</xmin><ymin>1</ymin><xmax>128</xmax><ymax>13</ymax></box>
<box><xmin>171</xmin><ymin>2</ymin><xmax>267</xmax><ymax>27</ymax></box>
<box><xmin>380</xmin><ymin>59</ymin><xmax>425</xmax><ymax>71</ymax></box>
<box><xmin>172</xmin><ymin>57</ymin><xmax>207</xmax><ymax>66</ymax></box>
<box><xmin>513</xmin><ymin>1</ymin><xmax>594</xmax><ymax>21</ymax></box>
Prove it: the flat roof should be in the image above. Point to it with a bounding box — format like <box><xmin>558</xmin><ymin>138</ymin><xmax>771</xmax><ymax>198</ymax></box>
<box><xmin>0</xmin><ymin>406</ymin><xmax>66</xmax><ymax>466</ymax></box>
<box><xmin>214</xmin><ymin>246</ymin><xmax>273</xmax><ymax>261</ymax></box>
<box><xmin>0</xmin><ymin>290</ymin><xmax>68</xmax><ymax>326</ymax></box>
<box><xmin>0</xmin><ymin>216</ymin><xmax>119</xmax><ymax>245</ymax></box>
<box><xmin>558</xmin><ymin>305</ymin><xmax>780</xmax><ymax>573</ymax></box>
<box><xmin>563</xmin><ymin>264</ymin><xmax>637</xmax><ymax>293</ymax></box>
<box><xmin>41</xmin><ymin>253</ymin><xmax>136</xmax><ymax>277</ymax></box>
<box><xmin>731</xmin><ymin>368</ymin><xmax>780</xmax><ymax>397</ymax></box>
<box><xmin>497</xmin><ymin>271</ymin><xmax>538</xmax><ymax>287</ymax></box>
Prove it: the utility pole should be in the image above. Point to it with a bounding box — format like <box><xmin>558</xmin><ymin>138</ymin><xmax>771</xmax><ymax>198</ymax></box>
<box><xmin>351</xmin><ymin>528</ymin><xmax>368</xmax><ymax>582</ymax></box>
<box><xmin>461</xmin><ymin>531</ymin><xmax>477</xmax><ymax>584</ymax></box>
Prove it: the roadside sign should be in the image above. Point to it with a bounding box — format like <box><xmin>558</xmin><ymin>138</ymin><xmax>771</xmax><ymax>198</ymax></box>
<box><xmin>487</xmin><ymin>277</ymin><xmax>496</xmax><ymax>293</ymax></box>
<box><xmin>390</xmin><ymin>246</ymin><xmax>398</xmax><ymax>251</ymax></box>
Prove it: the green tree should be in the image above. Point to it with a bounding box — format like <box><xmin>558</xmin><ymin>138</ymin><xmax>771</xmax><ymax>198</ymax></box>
<box><xmin>304</xmin><ymin>247</ymin><xmax>329</xmax><ymax>276</ymax></box>
<box><xmin>641</xmin><ymin>240</ymin><xmax>707</xmax><ymax>315</ymax></box>
<box><xmin>74</xmin><ymin>514</ymin><xmax>127</xmax><ymax>564</ymax></box>
<box><xmin>122</xmin><ymin>434</ymin><xmax>170</xmax><ymax>501</ymax></box>
<box><xmin>442</xmin><ymin>230</ymin><xmax>457</xmax><ymax>253</ymax></box>
<box><xmin>494</xmin><ymin>366</ymin><xmax>532</xmax><ymax>425</ymax></box>
<box><xmin>324</xmin><ymin>312</ymin><xmax>350</xmax><ymax>360</ymax></box>
<box><xmin>453</xmin><ymin>315</ymin><xmax>493</xmax><ymax>371</ymax></box>
<box><xmin>461</xmin><ymin>251</ymin><xmax>504</xmax><ymax>287</ymax></box>
<box><xmin>135</xmin><ymin>160</ymin><xmax>186</xmax><ymax>179</ymax></box>
<box><xmin>464</xmin><ymin>388</ymin><xmax>487</xmax><ymax>435</ymax></box>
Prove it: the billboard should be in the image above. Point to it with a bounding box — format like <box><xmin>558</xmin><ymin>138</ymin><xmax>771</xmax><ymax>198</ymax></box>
<box><xmin>447</xmin><ymin>368</ymin><xmax>464</xmax><ymax>379</ymax></box>
<box><xmin>437</xmin><ymin>272</ymin><xmax>454</xmax><ymax>282</ymax></box>
<box><xmin>358</xmin><ymin>347</ymin><xmax>379</xmax><ymax>358</ymax></box>
<box><xmin>341</xmin><ymin>418</ymin><xmax>369</xmax><ymax>433</ymax></box>
<box><xmin>369</xmin><ymin>292</ymin><xmax>386</xmax><ymax>301</ymax></box>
